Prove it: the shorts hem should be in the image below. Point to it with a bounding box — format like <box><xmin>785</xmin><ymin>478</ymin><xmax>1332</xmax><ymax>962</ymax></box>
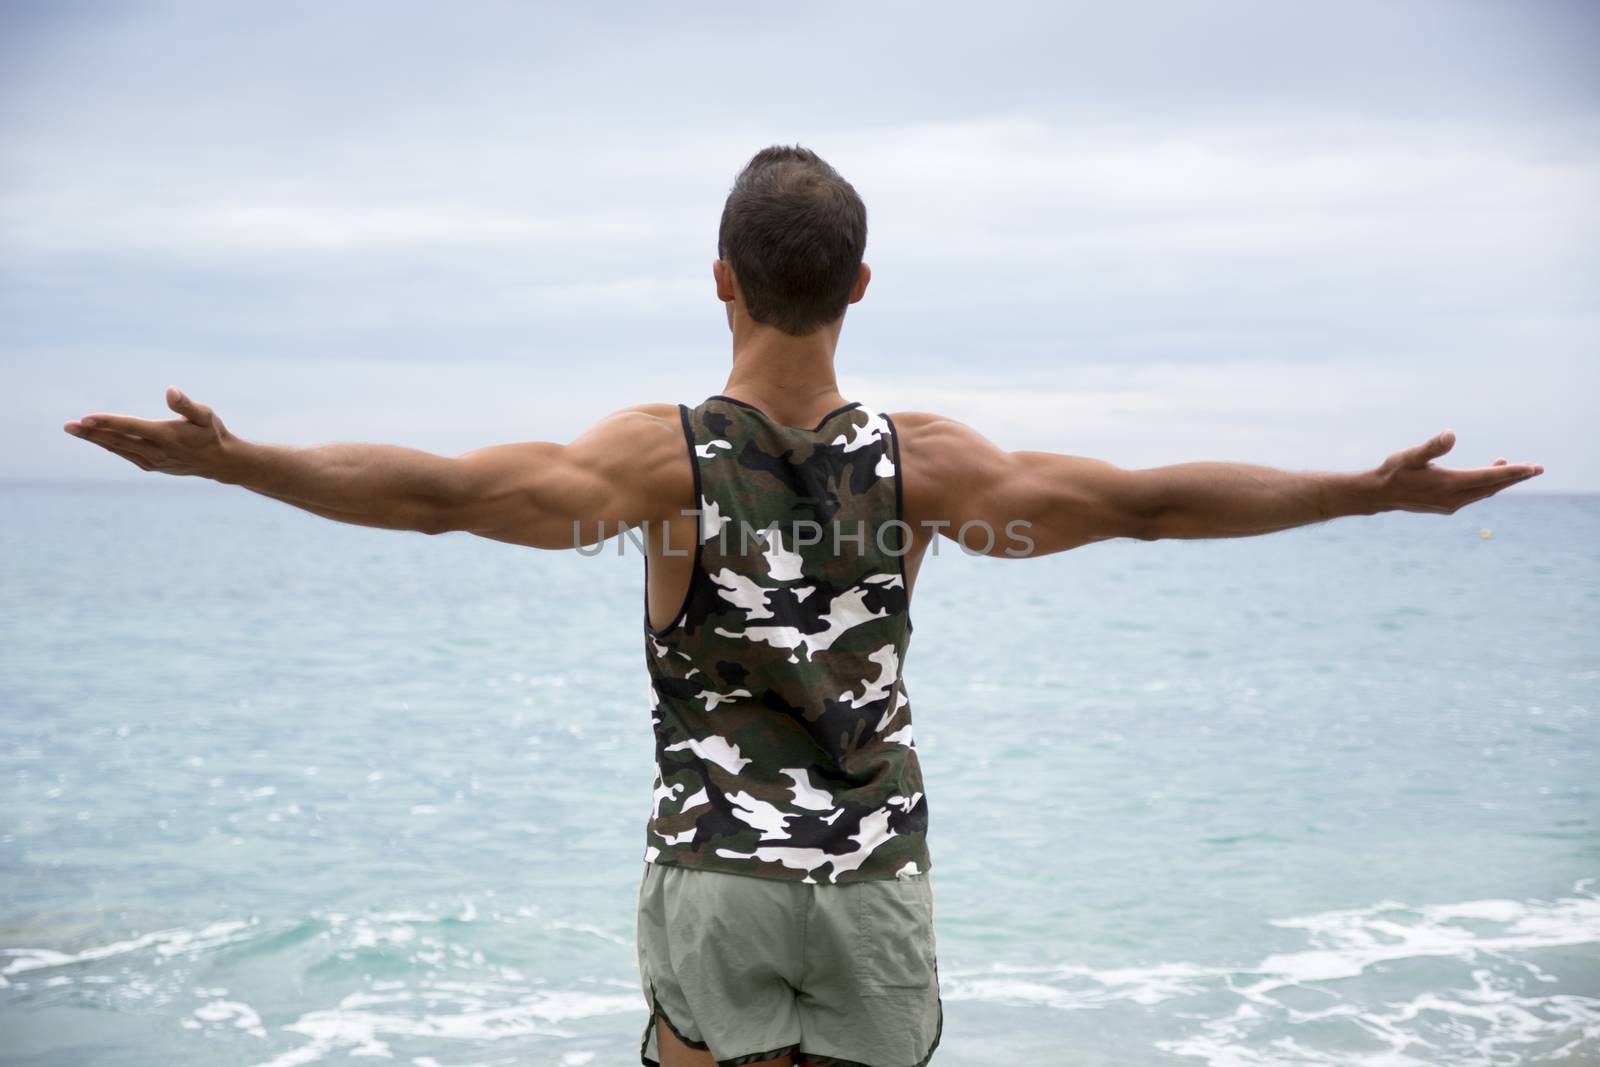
<box><xmin>719</xmin><ymin>1042</ymin><xmax>804</xmax><ymax>1066</ymax></box>
<box><xmin>641</xmin><ymin>980</ymin><xmax>805</xmax><ymax>1067</ymax></box>
<box><xmin>641</xmin><ymin>979</ymin><xmax>709</xmax><ymax>1065</ymax></box>
<box><xmin>795</xmin><ymin>988</ymin><xmax>944</xmax><ymax>1067</ymax></box>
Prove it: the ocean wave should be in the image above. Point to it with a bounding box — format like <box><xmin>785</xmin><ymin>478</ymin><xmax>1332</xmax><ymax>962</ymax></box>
<box><xmin>0</xmin><ymin>918</ymin><xmax>259</xmax><ymax>982</ymax></box>
<box><xmin>4</xmin><ymin>884</ymin><xmax>1596</xmax><ymax>1064</ymax></box>
<box><xmin>242</xmin><ymin>986</ymin><xmax>643</xmax><ymax>1067</ymax></box>
<box><xmin>0</xmin><ymin>901</ymin><xmax>645</xmax><ymax>1064</ymax></box>
<box><xmin>940</xmin><ymin>878</ymin><xmax>1600</xmax><ymax>1065</ymax></box>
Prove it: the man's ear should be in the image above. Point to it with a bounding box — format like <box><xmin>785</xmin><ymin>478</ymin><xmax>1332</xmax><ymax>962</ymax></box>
<box><xmin>848</xmin><ymin>262</ymin><xmax>871</xmax><ymax>305</ymax></box>
<box><xmin>713</xmin><ymin>259</ymin><xmax>737</xmax><ymax>303</ymax></box>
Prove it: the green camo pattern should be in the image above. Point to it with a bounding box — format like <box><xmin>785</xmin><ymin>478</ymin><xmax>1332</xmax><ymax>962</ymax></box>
<box><xmin>641</xmin><ymin>394</ymin><xmax>931</xmax><ymax>884</ymax></box>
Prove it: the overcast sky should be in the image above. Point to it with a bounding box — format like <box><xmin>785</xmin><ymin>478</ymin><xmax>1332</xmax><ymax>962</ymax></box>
<box><xmin>4</xmin><ymin>0</ymin><xmax>1597</xmax><ymax>487</ymax></box>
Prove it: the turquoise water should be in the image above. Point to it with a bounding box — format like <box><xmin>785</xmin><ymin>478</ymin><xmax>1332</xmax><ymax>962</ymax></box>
<box><xmin>2</xmin><ymin>483</ymin><xmax>1596</xmax><ymax>1066</ymax></box>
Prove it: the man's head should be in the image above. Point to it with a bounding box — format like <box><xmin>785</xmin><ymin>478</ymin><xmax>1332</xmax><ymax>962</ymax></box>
<box><xmin>715</xmin><ymin>145</ymin><xmax>869</xmax><ymax>338</ymax></box>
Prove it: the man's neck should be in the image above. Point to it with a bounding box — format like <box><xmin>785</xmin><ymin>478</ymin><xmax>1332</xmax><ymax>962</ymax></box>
<box><xmin>720</xmin><ymin>324</ymin><xmax>847</xmax><ymax>423</ymax></box>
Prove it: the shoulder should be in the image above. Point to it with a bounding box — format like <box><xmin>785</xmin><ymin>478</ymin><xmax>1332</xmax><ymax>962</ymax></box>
<box><xmin>888</xmin><ymin>409</ymin><xmax>991</xmax><ymax>438</ymax></box>
<box><xmin>888</xmin><ymin>410</ymin><xmax>1004</xmax><ymax>469</ymax></box>
<box><xmin>887</xmin><ymin>411</ymin><xmax>1011</xmax><ymax>522</ymax></box>
<box><xmin>569</xmin><ymin>403</ymin><xmax>690</xmax><ymax>471</ymax></box>
<box><xmin>594</xmin><ymin>402</ymin><xmax>682</xmax><ymax>432</ymax></box>
<box><xmin>579</xmin><ymin>403</ymin><xmax>683</xmax><ymax>443</ymax></box>
<box><xmin>617</xmin><ymin>402</ymin><xmax>683</xmax><ymax>422</ymax></box>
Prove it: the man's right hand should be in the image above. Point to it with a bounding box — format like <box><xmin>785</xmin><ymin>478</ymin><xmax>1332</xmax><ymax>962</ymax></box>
<box><xmin>1373</xmin><ymin>430</ymin><xmax>1544</xmax><ymax>515</ymax></box>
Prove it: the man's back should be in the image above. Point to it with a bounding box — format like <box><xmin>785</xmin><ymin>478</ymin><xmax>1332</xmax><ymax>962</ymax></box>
<box><xmin>642</xmin><ymin>394</ymin><xmax>929</xmax><ymax>886</ymax></box>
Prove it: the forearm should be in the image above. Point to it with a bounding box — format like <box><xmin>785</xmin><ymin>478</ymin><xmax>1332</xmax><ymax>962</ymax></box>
<box><xmin>240</xmin><ymin>484</ymin><xmax>436</xmax><ymax>532</ymax></box>
<box><xmin>216</xmin><ymin>439</ymin><xmax>460</xmax><ymax>533</ymax></box>
<box><xmin>1139</xmin><ymin>462</ymin><xmax>1384</xmax><ymax>540</ymax></box>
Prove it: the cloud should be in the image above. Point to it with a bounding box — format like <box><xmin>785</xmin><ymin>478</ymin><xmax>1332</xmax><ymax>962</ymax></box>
<box><xmin>2</xmin><ymin>1</ymin><xmax>1595</xmax><ymax>484</ymax></box>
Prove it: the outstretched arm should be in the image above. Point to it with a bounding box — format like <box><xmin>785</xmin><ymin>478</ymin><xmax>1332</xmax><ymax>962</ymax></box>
<box><xmin>64</xmin><ymin>388</ymin><xmax>689</xmax><ymax>549</ymax></box>
<box><xmin>895</xmin><ymin>413</ymin><xmax>1544</xmax><ymax>557</ymax></box>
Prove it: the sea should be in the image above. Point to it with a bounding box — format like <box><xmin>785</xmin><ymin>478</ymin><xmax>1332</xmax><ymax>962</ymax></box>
<box><xmin>1</xmin><ymin>482</ymin><xmax>1596</xmax><ymax>1066</ymax></box>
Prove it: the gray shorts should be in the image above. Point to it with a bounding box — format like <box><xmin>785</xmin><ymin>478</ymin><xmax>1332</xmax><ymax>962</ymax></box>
<box><xmin>636</xmin><ymin>861</ymin><xmax>943</xmax><ymax>1067</ymax></box>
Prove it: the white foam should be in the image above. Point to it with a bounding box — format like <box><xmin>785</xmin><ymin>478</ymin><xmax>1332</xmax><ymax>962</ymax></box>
<box><xmin>547</xmin><ymin>919</ymin><xmax>630</xmax><ymax>948</ymax></box>
<box><xmin>194</xmin><ymin>998</ymin><xmax>268</xmax><ymax>1039</ymax></box>
<box><xmin>1</xmin><ymin>918</ymin><xmax>258</xmax><ymax>976</ymax></box>
<box><xmin>244</xmin><ymin>987</ymin><xmax>643</xmax><ymax>1067</ymax></box>
<box><xmin>940</xmin><ymin>881</ymin><xmax>1600</xmax><ymax>1067</ymax></box>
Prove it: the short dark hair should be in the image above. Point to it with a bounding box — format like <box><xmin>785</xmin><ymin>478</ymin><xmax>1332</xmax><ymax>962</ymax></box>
<box><xmin>717</xmin><ymin>145</ymin><xmax>868</xmax><ymax>337</ymax></box>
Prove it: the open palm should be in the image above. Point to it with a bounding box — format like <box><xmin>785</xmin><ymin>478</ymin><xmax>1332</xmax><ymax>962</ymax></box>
<box><xmin>1376</xmin><ymin>430</ymin><xmax>1543</xmax><ymax>515</ymax></box>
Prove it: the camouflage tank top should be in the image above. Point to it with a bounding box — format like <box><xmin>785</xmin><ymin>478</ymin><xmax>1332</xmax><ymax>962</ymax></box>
<box><xmin>641</xmin><ymin>394</ymin><xmax>931</xmax><ymax>885</ymax></box>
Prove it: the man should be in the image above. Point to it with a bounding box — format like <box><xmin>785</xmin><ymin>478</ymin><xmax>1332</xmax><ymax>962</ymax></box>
<box><xmin>63</xmin><ymin>145</ymin><xmax>1542</xmax><ymax>1067</ymax></box>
